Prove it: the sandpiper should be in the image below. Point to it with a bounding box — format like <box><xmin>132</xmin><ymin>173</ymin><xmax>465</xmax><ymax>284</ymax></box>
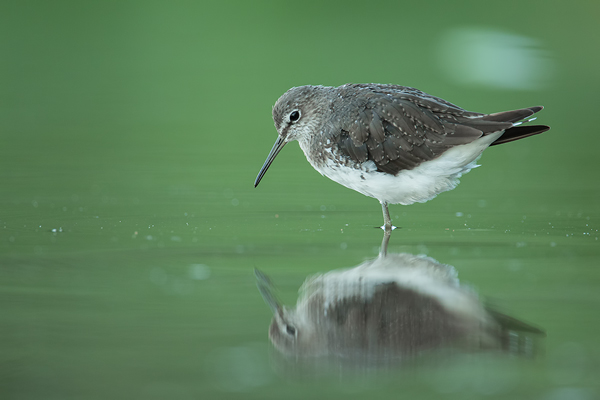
<box><xmin>254</xmin><ymin>84</ymin><xmax>549</xmax><ymax>229</ymax></box>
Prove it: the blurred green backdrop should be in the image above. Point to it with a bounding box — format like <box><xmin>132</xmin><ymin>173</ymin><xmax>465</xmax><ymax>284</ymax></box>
<box><xmin>1</xmin><ymin>1</ymin><xmax>599</xmax><ymax>399</ymax></box>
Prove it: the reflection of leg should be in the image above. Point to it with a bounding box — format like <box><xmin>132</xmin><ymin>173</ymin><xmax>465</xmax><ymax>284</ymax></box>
<box><xmin>381</xmin><ymin>201</ymin><xmax>392</xmax><ymax>230</ymax></box>
<box><xmin>379</xmin><ymin>228</ymin><xmax>391</xmax><ymax>257</ymax></box>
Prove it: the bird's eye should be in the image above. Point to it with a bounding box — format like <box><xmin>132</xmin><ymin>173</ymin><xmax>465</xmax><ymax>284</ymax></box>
<box><xmin>286</xmin><ymin>325</ymin><xmax>296</xmax><ymax>336</ymax></box>
<box><xmin>289</xmin><ymin>110</ymin><xmax>300</xmax><ymax>123</ymax></box>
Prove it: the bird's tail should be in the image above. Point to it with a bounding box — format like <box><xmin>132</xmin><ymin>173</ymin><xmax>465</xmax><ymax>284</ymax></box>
<box><xmin>487</xmin><ymin>106</ymin><xmax>550</xmax><ymax>146</ymax></box>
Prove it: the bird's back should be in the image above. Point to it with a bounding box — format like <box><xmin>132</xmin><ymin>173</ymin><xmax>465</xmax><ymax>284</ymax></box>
<box><xmin>323</xmin><ymin>83</ymin><xmax>549</xmax><ymax>176</ymax></box>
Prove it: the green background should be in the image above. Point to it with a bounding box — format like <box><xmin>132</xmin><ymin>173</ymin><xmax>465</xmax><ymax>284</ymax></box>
<box><xmin>1</xmin><ymin>1</ymin><xmax>599</xmax><ymax>399</ymax></box>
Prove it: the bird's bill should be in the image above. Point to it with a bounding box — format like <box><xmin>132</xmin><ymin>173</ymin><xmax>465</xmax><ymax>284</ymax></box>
<box><xmin>254</xmin><ymin>268</ymin><xmax>282</xmax><ymax>314</ymax></box>
<box><xmin>254</xmin><ymin>136</ymin><xmax>286</xmax><ymax>187</ymax></box>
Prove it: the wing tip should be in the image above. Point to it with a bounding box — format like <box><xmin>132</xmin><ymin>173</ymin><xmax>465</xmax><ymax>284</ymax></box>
<box><xmin>528</xmin><ymin>106</ymin><xmax>544</xmax><ymax>113</ymax></box>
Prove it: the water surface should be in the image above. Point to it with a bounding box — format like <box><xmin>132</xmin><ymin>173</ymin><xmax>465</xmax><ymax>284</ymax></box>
<box><xmin>2</xmin><ymin>1</ymin><xmax>599</xmax><ymax>399</ymax></box>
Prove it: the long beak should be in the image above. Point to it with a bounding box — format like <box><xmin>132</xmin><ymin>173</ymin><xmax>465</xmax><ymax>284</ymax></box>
<box><xmin>254</xmin><ymin>268</ymin><xmax>282</xmax><ymax>314</ymax></box>
<box><xmin>254</xmin><ymin>136</ymin><xmax>286</xmax><ymax>187</ymax></box>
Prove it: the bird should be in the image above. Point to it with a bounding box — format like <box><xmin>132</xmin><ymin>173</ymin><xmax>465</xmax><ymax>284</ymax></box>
<box><xmin>255</xmin><ymin>253</ymin><xmax>545</xmax><ymax>363</ymax></box>
<box><xmin>254</xmin><ymin>84</ymin><xmax>549</xmax><ymax>229</ymax></box>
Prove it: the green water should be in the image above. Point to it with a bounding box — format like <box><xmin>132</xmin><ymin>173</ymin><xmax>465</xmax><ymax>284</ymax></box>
<box><xmin>2</xmin><ymin>1</ymin><xmax>599</xmax><ymax>399</ymax></box>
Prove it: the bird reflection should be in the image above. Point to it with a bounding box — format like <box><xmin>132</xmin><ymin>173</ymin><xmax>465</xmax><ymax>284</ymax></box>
<box><xmin>256</xmin><ymin>238</ymin><xmax>544</xmax><ymax>369</ymax></box>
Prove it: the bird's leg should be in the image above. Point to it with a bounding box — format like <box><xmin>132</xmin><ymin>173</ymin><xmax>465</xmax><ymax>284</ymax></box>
<box><xmin>380</xmin><ymin>201</ymin><xmax>393</xmax><ymax>231</ymax></box>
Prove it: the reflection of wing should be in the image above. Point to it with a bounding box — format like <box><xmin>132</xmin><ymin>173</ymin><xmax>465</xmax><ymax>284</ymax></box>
<box><xmin>485</xmin><ymin>307</ymin><xmax>546</xmax><ymax>356</ymax></box>
<box><xmin>331</xmin><ymin>84</ymin><xmax>549</xmax><ymax>175</ymax></box>
<box><xmin>486</xmin><ymin>307</ymin><xmax>546</xmax><ymax>336</ymax></box>
<box><xmin>323</xmin><ymin>283</ymin><xmax>463</xmax><ymax>354</ymax></box>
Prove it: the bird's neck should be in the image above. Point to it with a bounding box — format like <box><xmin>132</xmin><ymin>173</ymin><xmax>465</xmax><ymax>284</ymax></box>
<box><xmin>298</xmin><ymin>133</ymin><xmax>334</xmax><ymax>171</ymax></box>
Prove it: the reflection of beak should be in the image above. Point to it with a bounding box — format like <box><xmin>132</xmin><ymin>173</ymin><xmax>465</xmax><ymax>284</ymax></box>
<box><xmin>254</xmin><ymin>136</ymin><xmax>286</xmax><ymax>187</ymax></box>
<box><xmin>254</xmin><ymin>268</ymin><xmax>281</xmax><ymax>314</ymax></box>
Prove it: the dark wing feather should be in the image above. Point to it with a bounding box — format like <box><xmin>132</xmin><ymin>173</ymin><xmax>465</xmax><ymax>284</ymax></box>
<box><xmin>349</xmin><ymin>110</ymin><xmax>371</xmax><ymax>146</ymax></box>
<box><xmin>338</xmin><ymin>131</ymin><xmax>368</xmax><ymax>163</ymax></box>
<box><xmin>332</xmin><ymin>85</ymin><xmax>548</xmax><ymax>175</ymax></box>
<box><xmin>369</xmin><ymin>111</ymin><xmax>386</xmax><ymax>143</ymax></box>
<box><xmin>482</xmin><ymin>106</ymin><xmax>541</xmax><ymax>123</ymax></box>
<box><xmin>490</xmin><ymin>125</ymin><xmax>550</xmax><ymax>146</ymax></box>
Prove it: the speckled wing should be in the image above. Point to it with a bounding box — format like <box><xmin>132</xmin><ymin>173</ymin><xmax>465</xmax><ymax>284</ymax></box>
<box><xmin>333</xmin><ymin>84</ymin><xmax>546</xmax><ymax>175</ymax></box>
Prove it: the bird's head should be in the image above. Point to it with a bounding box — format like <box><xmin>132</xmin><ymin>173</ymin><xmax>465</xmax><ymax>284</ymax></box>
<box><xmin>254</xmin><ymin>85</ymin><xmax>329</xmax><ymax>187</ymax></box>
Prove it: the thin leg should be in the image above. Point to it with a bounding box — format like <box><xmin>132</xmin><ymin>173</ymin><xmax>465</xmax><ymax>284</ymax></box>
<box><xmin>380</xmin><ymin>201</ymin><xmax>393</xmax><ymax>231</ymax></box>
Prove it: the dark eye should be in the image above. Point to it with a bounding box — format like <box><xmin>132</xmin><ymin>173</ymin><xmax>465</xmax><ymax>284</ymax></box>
<box><xmin>286</xmin><ymin>325</ymin><xmax>296</xmax><ymax>336</ymax></box>
<box><xmin>289</xmin><ymin>110</ymin><xmax>300</xmax><ymax>122</ymax></box>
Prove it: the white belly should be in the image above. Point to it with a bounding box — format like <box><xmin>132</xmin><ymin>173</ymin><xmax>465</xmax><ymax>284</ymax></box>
<box><xmin>303</xmin><ymin>132</ymin><xmax>503</xmax><ymax>205</ymax></box>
